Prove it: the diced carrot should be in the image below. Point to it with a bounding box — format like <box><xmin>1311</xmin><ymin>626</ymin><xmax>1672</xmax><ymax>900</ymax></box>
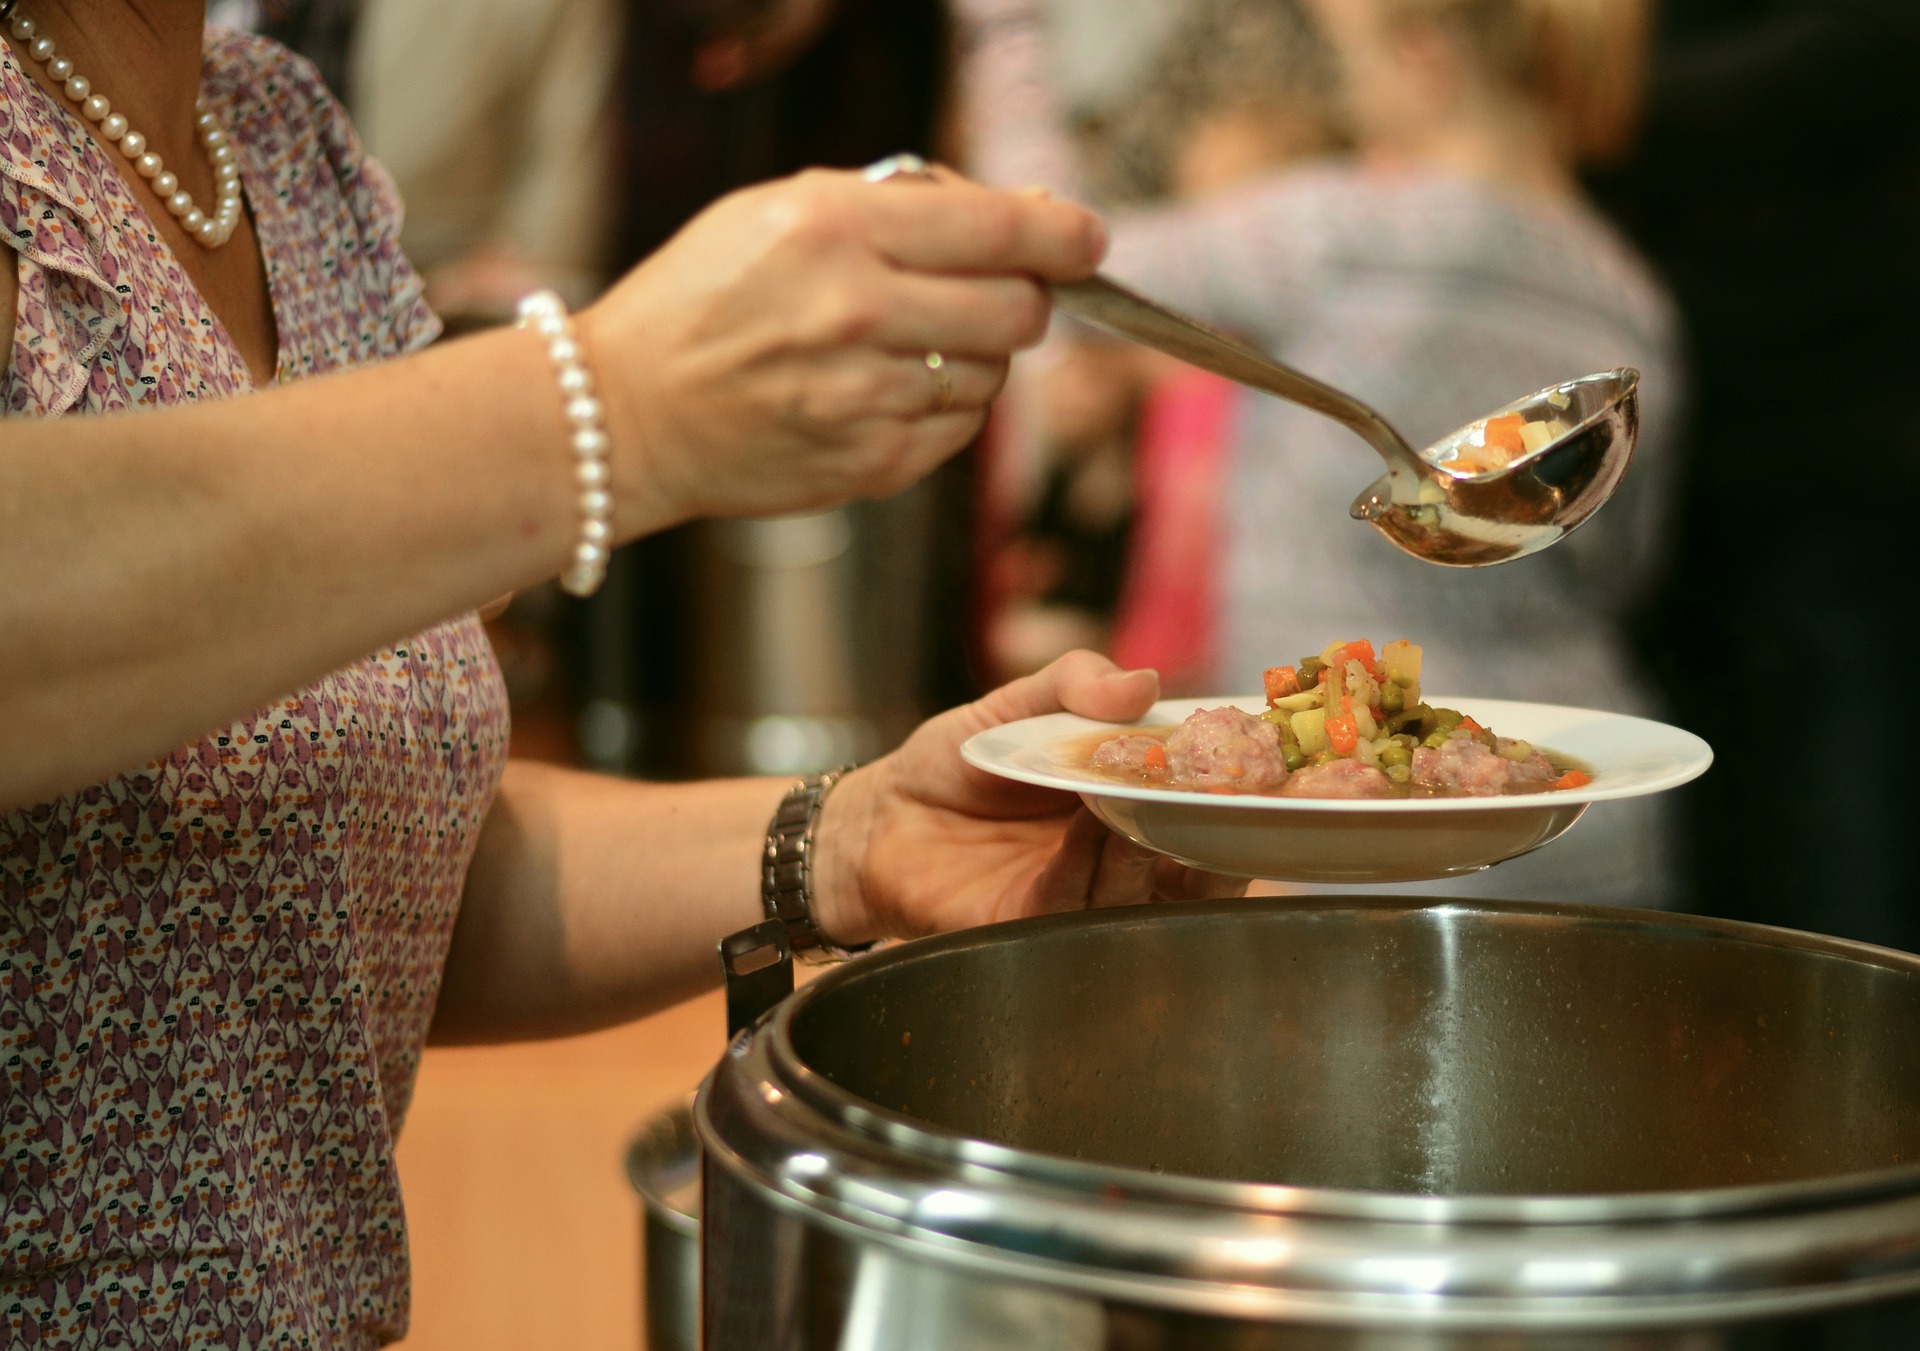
<box><xmin>1315</xmin><ymin>667</ymin><xmax>1330</xmax><ymax>686</ymax></box>
<box><xmin>1264</xmin><ymin>665</ymin><xmax>1301</xmax><ymax>704</ymax></box>
<box><xmin>1339</xmin><ymin>639</ymin><xmax>1378</xmax><ymax>675</ymax></box>
<box><xmin>1552</xmin><ymin>769</ymin><xmax>1593</xmax><ymax>791</ymax></box>
<box><xmin>1143</xmin><ymin>745</ymin><xmax>1168</xmax><ymax>772</ymax></box>
<box><xmin>1326</xmin><ymin>713</ymin><xmax>1359</xmax><ymax>754</ymax></box>
<box><xmin>1483</xmin><ymin>414</ymin><xmax>1526</xmax><ymax>458</ymax></box>
<box><xmin>1459</xmin><ymin>716</ymin><xmax>1484</xmax><ymax>734</ymax></box>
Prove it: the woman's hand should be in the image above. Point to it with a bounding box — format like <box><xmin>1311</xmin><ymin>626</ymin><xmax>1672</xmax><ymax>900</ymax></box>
<box><xmin>812</xmin><ymin>651</ymin><xmax>1247</xmax><ymax>946</ymax></box>
<box><xmin>579</xmin><ymin>167</ymin><xmax>1106</xmax><ymax>532</ymax></box>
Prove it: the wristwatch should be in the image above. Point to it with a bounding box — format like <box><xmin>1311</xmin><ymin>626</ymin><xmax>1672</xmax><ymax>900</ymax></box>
<box><xmin>760</xmin><ymin>769</ymin><xmax>876</xmax><ymax>962</ymax></box>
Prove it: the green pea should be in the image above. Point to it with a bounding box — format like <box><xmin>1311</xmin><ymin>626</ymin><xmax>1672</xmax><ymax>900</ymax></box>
<box><xmin>1380</xmin><ymin>684</ymin><xmax>1405</xmax><ymax>715</ymax></box>
<box><xmin>1385</xmin><ymin>763</ymin><xmax>1412</xmax><ymax>784</ymax></box>
<box><xmin>1379</xmin><ymin>744</ymin><xmax>1413</xmax><ymax>769</ymax></box>
<box><xmin>1423</xmin><ymin>730</ymin><xmax>1452</xmax><ymax>749</ymax></box>
<box><xmin>1282</xmin><ymin>744</ymin><xmax>1305</xmax><ymax>773</ymax></box>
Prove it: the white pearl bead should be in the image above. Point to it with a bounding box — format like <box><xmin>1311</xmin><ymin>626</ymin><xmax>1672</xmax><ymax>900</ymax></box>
<box><xmin>62</xmin><ymin>75</ymin><xmax>88</xmax><ymax>101</ymax></box>
<box><xmin>574</xmin><ymin>541</ymin><xmax>608</xmax><ymax>568</ymax></box>
<box><xmin>135</xmin><ymin>153</ymin><xmax>163</xmax><ymax>179</ymax></box>
<box><xmin>580</xmin><ymin>488</ymin><xmax>613</xmax><ymax>518</ymax></box>
<box><xmin>29</xmin><ymin>36</ymin><xmax>56</xmax><ymax>61</ymax></box>
<box><xmin>152</xmin><ymin>170</ymin><xmax>178</xmax><ymax>197</ymax></box>
<box><xmin>547</xmin><ymin>337</ymin><xmax>580</xmax><ymax>365</ymax></box>
<box><xmin>46</xmin><ymin>56</ymin><xmax>72</xmax><ymax>81</ymax></box>
<box><xmin>194</xmin><ymin>218</ymin><xmax>219</xmax><ymax>245</ymax></box>
<box><xmin>167</xmin><ymin>191</ymin><xmax>193</xmax><ymax>218</ymax></box>
<box><xmin>209</xmin><ymin>143</ymin><xmax>235</xmax><ymax>166</ymax></box>
<box><xmin>534</xmin><ymin>315</ymin><xmax>567</xmax><ymax>339</ymax></box>
<box><xmin>9</xmin><ymin>15</ymin><xmax>36</xmax><ymax>40</ymax></box>
<box><xmin>581</xmin><ymin>518</ymin><xmax>612</xmax><ymax>546</ymax></box>
<box><xmin>576</xmin><ymin>459</ymin><xmax>610</xmax><ymax>489</ymax></box>
<box><xmin>216</xmin><ymin>162</ymin><xmax>241</xmax><ymax>184</ymax></box>
<box><xmin>202</xmin><ymin>128</ymin><xmax>227</xmax><ymax>150</ymax></box>
<box><xmin>572</xmin><ymin>427</ymin><xmax>610</xmax><ymax>457</ymax></box>
<box><xmin>82</xmin><ymin>95</ymin><xmax>110</xmax><ymax>122</ymax></box>
<box><xmin>561</xmin><ymin>566</ymin><xmax>598</xmax><ymax>597</ymax></box>
<box><xmin>100</xmin><ymin>113</ymin><xmax>128</xmax><ymax>140</ymax></box>
<box><xmin>182</xmin><ymin>207</ymin><xmax>206</xmax><ymax>231</ymax></box>
<box><xmin>557</xmin><ymin>366</ymin><xmax>592</xmax><ymax>396</ymax></box>
<box><xmin>564</xmin><ymin>396</ymin><xmax>603</xmax><ymax>428</ymax></box>
<box><xmin>121</xmin><ymin>130</ymin><xmax>147</xmax><ymax>158</ymax></box>
<box><xmin>196</xmin><ymin>109</ymin><xmax>215</xmax><ymax>130</ymax></box>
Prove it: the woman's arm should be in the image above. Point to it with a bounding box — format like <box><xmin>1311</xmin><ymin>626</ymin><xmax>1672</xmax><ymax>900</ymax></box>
<box><xmin>0</xmin><ymin>169</ymin><xmax>1105</xmax><ymax>812</ymax></box>
<box><xmin>431</xmin><ymin>651</ymin><xmax>1242</xmax><ymax>1043</ymax></box>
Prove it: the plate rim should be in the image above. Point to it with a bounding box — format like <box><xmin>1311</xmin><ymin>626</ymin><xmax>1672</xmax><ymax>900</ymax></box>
<box><xmin>960</xmin><ymin>694</ymin><xmax>1713</xmax><ymax>815</ymax></box>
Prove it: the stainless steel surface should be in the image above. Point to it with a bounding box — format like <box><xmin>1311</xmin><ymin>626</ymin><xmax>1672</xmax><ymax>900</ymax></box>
<box><xmin>627</xmin><ymin>1101</ymin><xmax>703</xmax><ymax>1351</ymax></box>
<box><xmin>698</xmin><ymin>898</ymin><xmax>1920</xmax><ymax>1347</ymax></box>
<box><xmin>688</xmin><ymin>493</ymin><xmax>931</xmax><ymax>776</ymax></box>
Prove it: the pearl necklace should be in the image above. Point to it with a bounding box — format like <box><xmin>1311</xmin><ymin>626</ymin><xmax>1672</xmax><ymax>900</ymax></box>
<box><xmin>4</xmin><ymin>9</ymin><xmax>244</xmax><ymax>248</ymax></box>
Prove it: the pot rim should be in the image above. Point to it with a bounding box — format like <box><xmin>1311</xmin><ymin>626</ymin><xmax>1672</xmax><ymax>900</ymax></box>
<box><xmin>768</xmin><ymin>896</ymin><xmax>1920</xmax><ymax>1225</ymax></box>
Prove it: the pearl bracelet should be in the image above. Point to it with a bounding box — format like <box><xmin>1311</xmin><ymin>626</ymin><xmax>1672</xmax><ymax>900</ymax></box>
<box><xmin>516</xmin><ymin>290</ymin><xmax>613</xmax><ymax>597</ymax></box>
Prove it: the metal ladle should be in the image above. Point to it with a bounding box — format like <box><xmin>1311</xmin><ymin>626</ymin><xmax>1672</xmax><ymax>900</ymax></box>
<box><xmin>864</xmin><ymin>153</ymin><xmax>1639</xmax><ymax>567</ymax></box>
<box><xmin>1051</xmin><ymin>275</ymin><xmax>1640</xmax><ymax>568</ymax></box>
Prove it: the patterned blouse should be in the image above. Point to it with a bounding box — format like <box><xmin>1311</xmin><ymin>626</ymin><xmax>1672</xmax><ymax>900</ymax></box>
<box><xmin>0</xmin><ymin>29</ymin><xmax>510</xmax><ymax>1350</ymax></box>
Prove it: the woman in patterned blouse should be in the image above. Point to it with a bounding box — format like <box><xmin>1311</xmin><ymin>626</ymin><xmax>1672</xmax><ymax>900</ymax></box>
<box><xmin>0</xmin><ymin>4</ymin><xmax>1238</xmax><ymax>1347</ymax></box>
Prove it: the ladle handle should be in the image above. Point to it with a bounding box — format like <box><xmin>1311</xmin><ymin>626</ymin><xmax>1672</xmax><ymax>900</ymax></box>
<box><xmin>1050</xmin><ymin>275</ymin><xmax>1419</xmax><ymax>470</ymax></box>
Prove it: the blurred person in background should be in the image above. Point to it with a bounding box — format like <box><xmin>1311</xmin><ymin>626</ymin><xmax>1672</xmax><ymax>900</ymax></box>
<box><xmin>958</xmin><ymin>0</ymin><xmax>1685</xmax><ymax>907</ymax></box>
<box><xmin>1593</xmin><ymin>2</ymin><xmax>1920</xmax><ymax>948</ymax></box>
<box><xmin>982</xmin><ymin>0</ymin><xmax>1346</xmax><ymax>687</ymax></box>
<box><xmin>350</xmin><ymin>0</ymin><xmax>624</xmax><ymax>323</ymax></box>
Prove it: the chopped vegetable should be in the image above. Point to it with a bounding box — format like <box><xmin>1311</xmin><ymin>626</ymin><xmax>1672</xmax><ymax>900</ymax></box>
<box><xmin>1325</xmin><ymin>712</ymin><xmax>1359</xmax><ymax>755</ymax></box>
<box><xmin>1264</xmin><ymin>665</ymin><xmax>1301</xmax><ymax>704</ymax></box>
<box><xmin>1552</xmin><ymin>769</ymin><xmax>1592</xmax><ymax>790</ymax></box>
<box><xmin>1144</xmin><ymin>745</ymin><xmax>1168</xmax><ymax>772</ymax></box>
<box><xmin>1294</xmin><ymin>706</ymin><xmax>1329</xmax><ymax>755</ymax></box>
<box><xmin>1483</xmin><ymin>414</ymin><xmax>1526</xmax><ymax>458</ymax></box>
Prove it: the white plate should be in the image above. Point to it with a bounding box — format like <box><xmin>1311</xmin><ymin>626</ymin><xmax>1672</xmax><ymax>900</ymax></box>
<box><xmin>961</xmin><ymin>696</ymin><xmax>1712</xmax><ymax>883</ymax></box>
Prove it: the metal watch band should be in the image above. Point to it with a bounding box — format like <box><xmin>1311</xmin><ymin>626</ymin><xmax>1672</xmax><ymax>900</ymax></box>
<box><xmin>760</xmin><ymin>769</ymin><xmax>873</xmax><ymax>962</ymax></box>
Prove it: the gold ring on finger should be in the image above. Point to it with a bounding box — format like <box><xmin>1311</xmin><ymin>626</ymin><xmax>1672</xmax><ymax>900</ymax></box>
<box><xmin>925</xmin><ymin>351</ymin><xmax>954</xmax><ymax>415</ymax></box>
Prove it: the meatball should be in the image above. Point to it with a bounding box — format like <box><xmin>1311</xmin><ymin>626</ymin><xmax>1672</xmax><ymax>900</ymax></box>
<box><xmin>1410</xmin><ymin>734</ymin><xmax>1511</xmax><ymax>796</ymax></box>
<box><xmin>1504</xmin><ymin>749</ymin><xmax>1559</xmax><ymax>787</ymax></box>
<box><xmin>1090</xmin><ymin>734</ymin><xmax>1166</xmax><ymax>778</ymax></box>
<box><xmin>1280</xmin><ymin>759</ymin><xmax>1395</xmax><ymax>799</ymax></box>
<box><xmin>1165</xmin><ymin>707</ymin><xmax>1289</xmax><ymax>792</ymax></box>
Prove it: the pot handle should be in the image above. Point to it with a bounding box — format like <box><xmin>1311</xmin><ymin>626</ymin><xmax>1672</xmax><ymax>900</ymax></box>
<box><xmin>720</xmin><ymin>920</ymin><xmax>794</xmax><ymax>1039</ymax></box>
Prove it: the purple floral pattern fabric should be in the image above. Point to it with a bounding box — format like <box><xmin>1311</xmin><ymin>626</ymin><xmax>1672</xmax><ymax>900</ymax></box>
<box><xmin>0</xmin><ymin>29</ymin><xmax>510</xmax><ymax>1350</ymax></box>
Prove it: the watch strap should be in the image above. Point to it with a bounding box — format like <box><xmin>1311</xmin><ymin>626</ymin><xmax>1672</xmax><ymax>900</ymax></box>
<box><xmin>760</xmin><ymin>769</ymin><xmax>874</xmax><ymax>962</ymax></box>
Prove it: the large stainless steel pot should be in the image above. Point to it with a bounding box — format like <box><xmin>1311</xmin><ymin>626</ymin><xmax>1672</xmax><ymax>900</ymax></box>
<box><xmin>697</xmin><ymin>898</ymin><xmax>1920</xmax><ymax>1348</ymax></box>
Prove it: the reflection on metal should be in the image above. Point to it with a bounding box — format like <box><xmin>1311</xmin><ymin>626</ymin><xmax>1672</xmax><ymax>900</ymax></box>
<box><xmin>577</xmin><ymin>696</ymin><xmax>640</xmax><ymax>771</ymax></box>
<box><xmin>691</xmin><ymin>491</ymin><xmax>933</xmax><ymax>776</ymax></box>
<box><xmin>624</xmin><ymin>1101</ymin><xmax>700</xmax><ymax>1351</ymax></box>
